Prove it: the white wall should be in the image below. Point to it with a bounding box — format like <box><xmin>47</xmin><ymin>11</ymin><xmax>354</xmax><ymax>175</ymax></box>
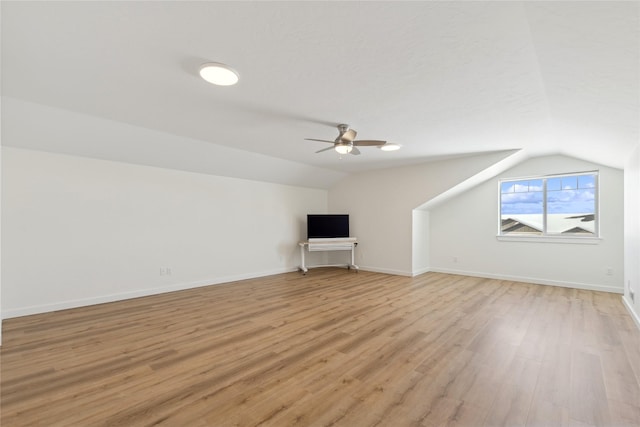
<box><xmin>429</xmin><ymin>155</ymin><xmax>624</xmax><ymax>293</ymax></box>
<box><xmin>2</xmin><ymin>147</ymin><xmax>327</xmax><ymax>318</ymax></box>
<box><xmin>412</xmin><ymin>210</ymin><xmax>430</xmax><ymax>275</ymax></box>
<box><xmin>624</xmin><ymin>145</ymin><xmax>640</xmax><ymax>326</ymax></box>
<box><xmin>1</xmin><ymin>7</ymin><xmax>3</xmax><ymax>343</ymax></box>
<box><xmin>328</xmin><ymin>150</ymin><xmax>517</xmax><ymax>275</ymax></box>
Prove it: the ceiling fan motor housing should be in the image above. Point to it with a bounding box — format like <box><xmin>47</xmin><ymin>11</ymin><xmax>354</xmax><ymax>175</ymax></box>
<box><xmin>337</xmin><ymin>124</ymin><xmax>350</xmax><ymax>135</ymax></box>
<box><xmin>336</xmin><ymin>124</ymin><xmax>355</xmax><ymax>143</ymax></box>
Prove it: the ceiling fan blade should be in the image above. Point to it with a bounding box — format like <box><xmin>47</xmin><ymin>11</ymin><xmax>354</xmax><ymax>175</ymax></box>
<box><xmin>341</xmin><ymin>129</ymin><xmax>357</xmax><ymax>143</ymax></box>
<box><xmin>305</xmin><ymin>138</ymin><xmax>335</xmax><ymax>144</ymax></box>
<box><xmin>315</xmin><ymin>146</ymin><xmax>335</xmax><ymax>154</ymax></box>
<box><xmin>350</xmin><ymin>147</ymin><xmax>361</xmax><ymax>155</ymax></box>
<box><xmin>353</xmin><ymin>139</ymin><xmax>387</xmax><ymax>147</ymax></box>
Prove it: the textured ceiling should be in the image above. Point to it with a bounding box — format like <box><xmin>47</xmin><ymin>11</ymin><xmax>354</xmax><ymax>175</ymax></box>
<box><xmin>2</xmin><ymin>1</ymin><xmax>638</xmax><ymax>186</ymax></box>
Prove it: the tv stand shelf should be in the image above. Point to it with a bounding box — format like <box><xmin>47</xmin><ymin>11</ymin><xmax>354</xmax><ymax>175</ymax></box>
<box><xmin>298</xmin><ymin>238</ymin><xmax>358</xmax><ymax>275</ymax></box>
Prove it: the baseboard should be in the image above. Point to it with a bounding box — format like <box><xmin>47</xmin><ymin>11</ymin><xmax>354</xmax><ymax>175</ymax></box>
<box><xmin>2</xmin><ymin>267</ymin><xmax>298</xmax><ymax>320</ymax></box>
<box><xmin>358</xmin><ymin>265</ymin><xmax>413</xmax><ymax>277</ymax></box>
<box><xmin>622</xmin><ymin>296</ymin><xmax>640</xmax><ymax>331</ymax></box>
<box><xmin>411</xmin><ymin>266</ymin><xmax>431</xmax><ymax>277</ymax></box>
<box><xmin>428</xmin><ymin>267</ymin><xmax>624</xmax><ymax>294</ymax></box>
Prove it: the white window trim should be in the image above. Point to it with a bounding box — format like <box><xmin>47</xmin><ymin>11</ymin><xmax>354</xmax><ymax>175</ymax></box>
<box><xmin>497</xmin><ymin>171</ymin><xmax>600</xmax><ymax>243</ymax></box>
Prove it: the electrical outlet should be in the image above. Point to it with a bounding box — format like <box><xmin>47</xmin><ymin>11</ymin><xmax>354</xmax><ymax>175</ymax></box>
<box><xmin>166</xmin><ymin>267</ymin><xmax>172</xmax><ymax>276</ymax></box>
<box><xmin>606</xmin><ymin>267</ymin><xmax>613</xmax><ymax>276</ymax></box>
<box><xmin>453</xmin><ymin>256</ymin><xmax>458</xmax><ymax>263</ymax></box>
<box><xmin>160</xmin><ymin>267</ymin><xmax>166</xmax><ymax>276</ymax></box>
<box><xmin>631</xmin><ymin>288</ymin><xmax>635</xmax><ymax>303</ymax></box>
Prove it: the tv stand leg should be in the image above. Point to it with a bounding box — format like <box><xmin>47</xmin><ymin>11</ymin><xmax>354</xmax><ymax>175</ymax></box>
<box><xmin>350</xmin><ymin>246</ymin><xmax>358</xmax><ymax>272</ymax></box>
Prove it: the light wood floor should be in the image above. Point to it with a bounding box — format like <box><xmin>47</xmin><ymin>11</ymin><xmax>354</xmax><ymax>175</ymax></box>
<box><xmin>2</xmin><ymin>270</ymin><xmax>640</xmax><ymax>426</ymax></box>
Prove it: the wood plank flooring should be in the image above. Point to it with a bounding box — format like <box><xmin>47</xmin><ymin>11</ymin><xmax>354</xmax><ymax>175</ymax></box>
<box><xmin>2</xmin><ymin>270</ymin><xmax>639</xmax><ymax>426</ymax></box>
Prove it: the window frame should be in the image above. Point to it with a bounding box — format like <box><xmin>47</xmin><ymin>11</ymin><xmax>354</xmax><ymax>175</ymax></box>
<box><xmin>497</xmin><ymin>170</ymin><xmax>600</xmax><ymax>243</ymax></box>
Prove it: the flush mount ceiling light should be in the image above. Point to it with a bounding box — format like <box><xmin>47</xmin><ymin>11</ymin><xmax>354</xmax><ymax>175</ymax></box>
<box><xmin>199</xmin><ymin>62</ymin><xmax>239</xmax><ymax>86</ymax></box>
<box><xmin>379</xmin><ymin>142</ymin><xmax>401</xmax><ymax>151</ymax></box>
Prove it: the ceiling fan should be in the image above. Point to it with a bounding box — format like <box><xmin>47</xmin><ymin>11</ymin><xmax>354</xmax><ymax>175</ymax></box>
<box><xmin>305</xmin><ymin>124</ymin><xmax>388</xmax><ymax>155</ymax></box>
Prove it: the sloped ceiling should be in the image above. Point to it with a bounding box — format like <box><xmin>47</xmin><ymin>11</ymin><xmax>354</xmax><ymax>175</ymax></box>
<box><xmin>1</xmin><ymin>1</ymin><xmax>638</xmax><ymax>188</ymax></box>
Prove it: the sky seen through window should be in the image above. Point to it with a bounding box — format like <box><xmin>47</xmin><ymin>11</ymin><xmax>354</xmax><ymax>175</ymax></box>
<box><xmin>501</xmin><ymin>174</ymin><xmax>596</xmax><ymax>215</ymax></box>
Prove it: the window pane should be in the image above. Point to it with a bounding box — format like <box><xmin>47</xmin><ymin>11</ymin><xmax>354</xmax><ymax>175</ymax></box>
<box><xmin>561</xmin><ymin>176</ymin><xmax>577</xmax><ymax>190</ymax></box>
<box><xmin>500</xmin><ymin>214</ymin><xmax>543</xmax><ymax>235</ymax></box>
<box><xmin>546</xmin><ymin>174</ymin><xmax>595</xmax><ymax>235</ymax></box>
<box><xmin>501</xmin><ymin>186</ymin><xmax>543</xmax><ymax>214</ymax></box>
<box><xmin>528</xmin><ymin>179</ymin><xmax>543</xmax><ymax>191</ymax></box>
<box><xmin>578</xmin><ymin>174</ymin><xmax>595</xmax><ymax>189</ymax></box>
<box><xmin>501</xmin><ymin>179</ymin><xmax>543</xmax><ymax>235</ymax></box>
<box><xmin>500</xmin><ymin>181</ymin><xmax>514</xmax><ymax>193</ymax></box>
<box><xmin>547</xmin><ymin>187</ymin><xmax>595</xmax><ymax>214</ymax></box>
<box><xmin>547</xmin><ymin>177</ymin><xmax>561</xmax><ymax>191</ymax></box>
<box><xmin>511</xmin><ymin>180</ymin><xmax>531</xmax><ymax>193</ymax></box>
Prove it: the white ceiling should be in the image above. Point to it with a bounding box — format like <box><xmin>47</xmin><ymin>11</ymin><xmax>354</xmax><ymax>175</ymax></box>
<box><xmin>2</xmin><ymin>1</ymin><xmax>638</xmax><ymax>187</ymax></box>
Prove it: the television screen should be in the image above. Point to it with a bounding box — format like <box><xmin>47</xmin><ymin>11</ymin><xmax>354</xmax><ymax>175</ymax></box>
<box><xmin>307</xmin><ymin>214</ymin><xmax>349</xmax><ymax>239</ymax></box>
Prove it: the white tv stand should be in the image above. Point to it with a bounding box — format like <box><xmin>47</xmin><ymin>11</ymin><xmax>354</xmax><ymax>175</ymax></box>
<box><xmin>299</xmin><ymin>238</ymin><xmax>358</xmax><ymax>275</ymax></box>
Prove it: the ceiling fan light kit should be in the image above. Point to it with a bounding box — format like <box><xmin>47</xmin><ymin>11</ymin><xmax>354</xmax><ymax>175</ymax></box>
<box><xmin>305</xmin><ymin>124</ymin><xmax>397</xmax><ymax>156</ymax></box>
<box><xmin>199</xmin><ymin>62</ymin><xmax>239</xmax><ymax>86</ymax></box>
<box><xmin>335</xmin><ymin>144</ymin><xmax>353</xmax><ymax>154</ymax></box>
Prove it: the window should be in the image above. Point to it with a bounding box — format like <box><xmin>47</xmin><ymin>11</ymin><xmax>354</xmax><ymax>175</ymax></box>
<box><xmin>499</xmin><ymin>171</ymin><xmax>598</xmax><ymax>238</ymax></box>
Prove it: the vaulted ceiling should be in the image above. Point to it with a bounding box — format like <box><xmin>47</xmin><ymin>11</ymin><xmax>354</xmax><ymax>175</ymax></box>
<box><xmin>2</xmin><ymin>1</ymin><xmax>638</xmax><ymax>188</ymax></box>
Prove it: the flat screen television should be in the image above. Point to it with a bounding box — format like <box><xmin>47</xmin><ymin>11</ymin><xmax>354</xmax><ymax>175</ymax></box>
<box><xmin>307</xmin><ymin>214</ymin><xmax>349</xmax><ymax>239</ymax></box>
